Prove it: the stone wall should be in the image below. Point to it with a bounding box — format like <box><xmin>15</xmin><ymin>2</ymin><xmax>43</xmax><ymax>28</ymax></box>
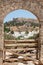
<box><xmin>0</xmin><ymin>0</ymin><xmax>43</xmax><ymax>49</ymax></box>
<box><xmin>40</xmin><ymin>21</ymin><xmax>43</xmax><ymax>44</ymax></box>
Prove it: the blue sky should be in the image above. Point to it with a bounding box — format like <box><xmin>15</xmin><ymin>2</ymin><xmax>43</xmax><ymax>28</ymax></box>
<box><xmin>4</xmin><ymin>9</ymin><xmax>37</xmax><ymax>23</ymax></box>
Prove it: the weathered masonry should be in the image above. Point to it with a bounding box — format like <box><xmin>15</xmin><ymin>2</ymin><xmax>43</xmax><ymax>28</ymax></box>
<box><xmin>0</xmin><ymin>0</ymin><xmax>43</xmax><ymax>63</ymax></box>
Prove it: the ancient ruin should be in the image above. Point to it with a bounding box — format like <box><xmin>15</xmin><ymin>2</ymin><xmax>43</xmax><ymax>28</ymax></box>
<box><xmin>0</xmin><ymin>0</ymin><xmax>43</xmax><ymax>65</ymax></box>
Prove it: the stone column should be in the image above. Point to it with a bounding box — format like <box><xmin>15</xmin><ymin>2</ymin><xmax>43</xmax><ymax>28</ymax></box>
<box><xmin>0</xmin><ymin>20</ymin><xmax>3</xmax><ymax>64</ymax></box>
<box><xmin>40</xmin><ymin>21</ymin><xmax>43</xmax><ymax>44</ymax></box>
<box><xmin>38</xmin><ymin>21</ymin><xmax>42</xmax><ymax>63</ymax></box>
<box><xmin>39</xmin><ymin>21</ymin><xmax>43</xmax><ymax>63</ymax></box>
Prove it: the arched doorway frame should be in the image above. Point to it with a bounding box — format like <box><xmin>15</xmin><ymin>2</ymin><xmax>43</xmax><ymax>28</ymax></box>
<box><xmin>3</xmin><ymin>9</ymin><xmax>41</xmax><ymax>63</ymax></box>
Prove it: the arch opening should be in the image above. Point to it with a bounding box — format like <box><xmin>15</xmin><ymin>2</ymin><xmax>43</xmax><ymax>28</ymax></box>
<box><xmin>4</xmin><ymin>9</ymin><xmax>40</xmax><ymax>40</ymax></box>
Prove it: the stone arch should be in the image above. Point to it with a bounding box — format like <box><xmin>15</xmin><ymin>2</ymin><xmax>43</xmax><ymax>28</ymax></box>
<box><xmin>0</xmin><ymin>0</ymin><xmax>43</xmax><ymax>22</ymax></box>
<box><xmin>0</xmin><ymin>0</ymin><xmax>43</xmax><ymax>61</ymax></box>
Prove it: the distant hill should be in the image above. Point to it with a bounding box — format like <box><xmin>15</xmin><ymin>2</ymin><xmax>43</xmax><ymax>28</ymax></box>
<box><xmin>4</xmin><ymin>18</ymin><xmax>40</xmax><ymax>40</ymax></box>
<box><xmin>4</xmin><ymin>18</ymin><xmax>39</xmax><ymax>27</ymax></box>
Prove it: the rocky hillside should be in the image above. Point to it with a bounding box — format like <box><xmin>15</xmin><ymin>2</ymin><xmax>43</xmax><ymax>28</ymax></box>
<box><xmin>4</xmin><ymin>18</ymin><xmax>39</xmax><ymax>27</ymax></box>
